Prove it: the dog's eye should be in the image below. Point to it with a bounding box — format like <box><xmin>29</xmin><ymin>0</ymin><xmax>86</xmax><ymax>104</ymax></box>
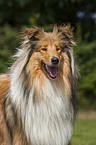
<box><xmin>56</xmin><ymin>47</ymin><xmax>61</xmax><ymax>51</ymax></box>
<box><xmin>56</xmin><ymin>48</ymin><xmax>60</xmax><ymax>51</ymax></box>
<box><xmin>41</xmin><ymin>48</ymin><xmax>47</xmax><ymax>51</ymax></box>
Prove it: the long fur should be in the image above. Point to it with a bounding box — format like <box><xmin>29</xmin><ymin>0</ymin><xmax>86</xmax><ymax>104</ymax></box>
<box><xmin>0</xmin><ymin>25</ymin><xmax>78</xmax><ymax>145</ymax></box>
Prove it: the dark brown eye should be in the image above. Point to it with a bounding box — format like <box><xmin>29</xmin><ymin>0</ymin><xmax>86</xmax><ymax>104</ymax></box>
<box><xmin>56</xmin><ymin>47</ymin><xmax>61</xmax><ymax>51</ymax></box>
<box><xmin>41</xmin><ymin>48</ymin><xmax>47</xmax><ymax>51</ymax></box>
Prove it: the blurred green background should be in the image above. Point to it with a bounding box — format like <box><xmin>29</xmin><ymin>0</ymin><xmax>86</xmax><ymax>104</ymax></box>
<box><xmin>0</xmin><ymin>0</ymin><xmax>96</xmax><ymax>110</ymax></box>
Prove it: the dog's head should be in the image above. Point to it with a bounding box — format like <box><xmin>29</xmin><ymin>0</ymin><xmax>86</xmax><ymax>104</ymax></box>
<box><xmin>24</xmin><ymin>25</ymin><xmax>75</xmax><ymax>80</ymax></box>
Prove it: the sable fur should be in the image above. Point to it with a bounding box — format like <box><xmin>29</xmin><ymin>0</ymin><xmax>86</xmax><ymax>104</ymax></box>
<box><xmin>0</xmin><ymin>25</ymin><xmax>78</xmax><ymax>145</ymax></box>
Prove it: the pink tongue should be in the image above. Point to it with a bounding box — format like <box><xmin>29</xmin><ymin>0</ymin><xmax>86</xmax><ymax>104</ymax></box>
<box><xmin>46</xmin><ymin>66</ymin><xmax>58</xmax><ymax>78</ymax></box>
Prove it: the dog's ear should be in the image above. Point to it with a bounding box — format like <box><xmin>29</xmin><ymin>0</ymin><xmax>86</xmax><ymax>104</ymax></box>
<box><xmin>24</xmin><ymin>27</ymin><xmax>42</xmax><ymax>41</ymax></box>
<box><xmin>58</xmin><ymin>24</ymin><xmax>76</xmax><ymax>47</ymax></box>
<box><xmin>58</xmin><ymin>24</ymin><xmax>74</xmax><ymax>39</ymax></box>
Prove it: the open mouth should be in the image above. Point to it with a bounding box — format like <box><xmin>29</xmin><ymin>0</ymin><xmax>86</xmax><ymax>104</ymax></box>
<box><xmin>41</xmin><ymin>61</ymin><xmax>58</xmax><ymax>79</ymax></box>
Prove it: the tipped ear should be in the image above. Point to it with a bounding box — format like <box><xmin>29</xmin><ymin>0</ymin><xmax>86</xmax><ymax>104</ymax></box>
<box><xmin>58</xmin><ymin>24</ymin><xmax>74</xmax><ymax>39</ymax></box>
<box><xmin>24</xmin><ymin>27</ymin><xmax>42</xmax><ymax>41</ymax></box>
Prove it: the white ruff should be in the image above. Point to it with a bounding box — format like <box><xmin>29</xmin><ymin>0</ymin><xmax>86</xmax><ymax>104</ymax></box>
<box><xmin>10</xmin><ymin>73</ymin><xmax>74</xmax><ymax>145</ymax></box>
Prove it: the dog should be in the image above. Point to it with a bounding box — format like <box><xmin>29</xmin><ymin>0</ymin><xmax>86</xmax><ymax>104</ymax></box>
<box><xmin>0</xmin><ymin>25</ymin><xmax>78</xmax><ymax>145</ymax></box>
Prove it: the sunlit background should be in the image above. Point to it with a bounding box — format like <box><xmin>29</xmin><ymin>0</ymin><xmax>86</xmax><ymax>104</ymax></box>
<box><xmin>0</xmin><ymin>0</ymin><xmax>96</xmax><ymax>144</ymax></box>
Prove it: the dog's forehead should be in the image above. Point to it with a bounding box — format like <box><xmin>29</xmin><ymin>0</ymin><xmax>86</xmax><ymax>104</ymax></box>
<box><xmin>39</xmin><ymin>31</ymin><xmax>62</xmax><ymax>46</ymax></box>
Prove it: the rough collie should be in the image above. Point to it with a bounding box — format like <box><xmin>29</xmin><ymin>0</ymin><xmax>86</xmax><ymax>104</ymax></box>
<box><xmin>0</xmin><ymin>25</ymin><xmax>78</xmax><ymax>145</ymax></box>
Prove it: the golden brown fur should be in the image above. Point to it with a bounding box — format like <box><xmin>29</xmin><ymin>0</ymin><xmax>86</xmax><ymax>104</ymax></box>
<box><xmin>0</xmin><ymin>75</ymin><xmax>10</xmax><ymax>103</ymax></box>
<box><xmin>0</xmin><ymin>75</ymin><xmax>28</xmax><ymax>145</ymax></box>
<box><xmin>0</xmin><ymin>25</ymin><xmax>77</xmax><ymax>145</ymax></box>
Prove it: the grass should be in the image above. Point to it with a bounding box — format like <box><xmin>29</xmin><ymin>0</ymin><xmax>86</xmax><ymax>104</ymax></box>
<box><xmin>71</xmin><ymin>114</ymin><xmax>96</xmax><ymax>145</ymax></box>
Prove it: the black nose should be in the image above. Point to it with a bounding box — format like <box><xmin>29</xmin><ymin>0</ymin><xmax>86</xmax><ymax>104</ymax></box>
<box><xmin>51</xmin><ymin>57</ymin><xmax>59</xmax><ymax>65</ymax></box>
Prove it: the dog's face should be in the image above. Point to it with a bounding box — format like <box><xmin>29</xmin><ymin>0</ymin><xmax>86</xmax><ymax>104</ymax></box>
<box><xmin>38</xmin><ymin>35</ymin><xmax>62</xmax><ymax>79</ymax></box>
<box><xmin>25</xmin><ymin>25</ymin><xmax>74</xmax><ymax>80</ymax></box>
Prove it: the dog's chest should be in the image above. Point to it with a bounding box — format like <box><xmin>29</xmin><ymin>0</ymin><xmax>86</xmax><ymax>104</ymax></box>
<box><xmin>23</xmin><ymin>81</ymin><xmax>74</xmax><ymax>145</ymax></box>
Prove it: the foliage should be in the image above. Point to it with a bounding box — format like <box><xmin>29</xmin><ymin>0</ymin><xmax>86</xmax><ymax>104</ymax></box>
<box><xmin>0</xmin><ymin>0</ymin><xmax>96</xmax><ymax>40</ymax></box>
<box><xmin>0</xmin><ymin>25</ymin><xmax>18</xmax><ymax>73</ymax></box>
<box><xmin>75</xmin><ymin>41</ymin><xmax>96</xmax><ymax>110</ymax></box>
